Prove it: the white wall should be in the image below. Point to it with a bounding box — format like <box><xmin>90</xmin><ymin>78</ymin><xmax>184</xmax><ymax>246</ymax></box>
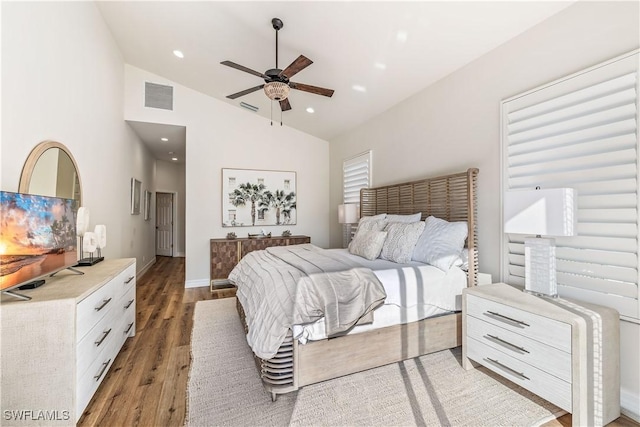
<box><xmin>1</xmin><ymin>2</ymin><xmax>157</xmax><ymax>275</ymax></box>
<box><xmin>329</xmin><ymin>1</ymin><xmax>639</xmax><ymax>419</ymax></box>
<box><xmin>123</xmin><ymin>65</ymin><xmax>330</xmax><ymax>288</ymax></box>
<box><xmin>155</xmin><ymin>159</ymin><xmax>186</xmax><ymax>256</ymax></box>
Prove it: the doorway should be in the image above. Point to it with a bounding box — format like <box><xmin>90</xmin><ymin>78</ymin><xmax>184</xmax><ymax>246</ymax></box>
<box><xmin>156</xmin><ymin>192</ymin><xmax>174</xmax><ymax>256</ymax></box>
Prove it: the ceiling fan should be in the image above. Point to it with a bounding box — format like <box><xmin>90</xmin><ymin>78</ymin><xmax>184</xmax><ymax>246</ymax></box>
<box><xmin>221</xmin><ymin>18</ymin><xmax>334</xmax><ymax>112</ymax></box>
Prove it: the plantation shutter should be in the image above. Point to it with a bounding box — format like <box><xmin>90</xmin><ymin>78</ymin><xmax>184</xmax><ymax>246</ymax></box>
<box><xmin>343</xmin><ymin>151</ymin><xmax>371</xmax><ymax>204</ymax></box>
<box><xmin>502</xmin><ymin>50</ymin><xmax>639</xmax><ymax>322</ymax></box>
<box><xmin>342</xmin><ymin>151</ymin><xmax>372</xmax><ymax>246</ymax></box>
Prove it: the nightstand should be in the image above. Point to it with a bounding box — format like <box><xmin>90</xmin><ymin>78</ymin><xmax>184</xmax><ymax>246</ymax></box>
<box><xmin>462</xmin><ymin>283</ymin><xmax>620</xmax><ymax>427</ymax></box>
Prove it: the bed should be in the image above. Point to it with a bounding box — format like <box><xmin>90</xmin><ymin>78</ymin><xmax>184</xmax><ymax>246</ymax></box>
<box><xmin>232</xmin><ymin>168</ymin><xmax>479</xmax><ymax>401</ymax></box>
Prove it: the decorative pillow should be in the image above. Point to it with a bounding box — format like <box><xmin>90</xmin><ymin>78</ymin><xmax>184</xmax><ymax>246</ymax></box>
<box><xmin>379</xmin><ymin>221</ymin><xmax>426</xmax><ymax>263</ymax></box>
<box><xmin>412</xmin><ymin>216</ymin><xmax>468</xmax><ymax>271</ymax></box>
<box><xmin>386</xmin><ymin>212</ymin><xmax>422</xmax><ymax>223</ymax></box>
<box><xmin>352</xmin><ymin>215</ymin><xmax>387</xmax><ymax>235</ymax></box>
<box><xmin>348</xmin><ymin>229</ymin><xmax>388</xmax><ymax>261</ymax></box>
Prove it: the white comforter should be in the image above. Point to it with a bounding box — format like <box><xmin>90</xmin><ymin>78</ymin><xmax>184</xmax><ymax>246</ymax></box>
<box><xmin>229</xmin><ymin>244</ymin><xmax>386</xmax><ymax>359</ymax></box>
<box><xmin>294</xmin><ymin>249</ymin><xmax>467</xmax><ymax>342</ymax></box>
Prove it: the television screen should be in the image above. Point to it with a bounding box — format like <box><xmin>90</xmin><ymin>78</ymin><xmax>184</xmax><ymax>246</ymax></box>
<box><xmin>0</xmin><ymin>191</ymin><xmax>78</xmax><ymax>292</ymax></box>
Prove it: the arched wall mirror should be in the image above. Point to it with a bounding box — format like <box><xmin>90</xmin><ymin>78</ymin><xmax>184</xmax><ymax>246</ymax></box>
<box><xmin>19</xmin><ymin>141</ymin><xmax>82</xmax><ymax>205</ymax></box>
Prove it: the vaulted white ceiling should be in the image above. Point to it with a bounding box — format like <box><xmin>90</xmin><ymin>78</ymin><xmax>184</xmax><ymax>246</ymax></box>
<box><xmin>97</xmin><ymin>1</ymin><xmax>573</xmax><ymax>147</ymax></box>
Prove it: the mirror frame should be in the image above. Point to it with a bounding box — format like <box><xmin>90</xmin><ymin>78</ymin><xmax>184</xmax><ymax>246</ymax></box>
<box><xmin>19</xmin><ymin>140</ymin><xmax>82</xmax><ymax>205</ymax></box>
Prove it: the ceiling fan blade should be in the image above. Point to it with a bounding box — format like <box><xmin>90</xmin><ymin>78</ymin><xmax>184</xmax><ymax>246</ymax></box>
<box><xmin>221</xmin><ymin>61</ymin><xmax>269</xmax><ymax>79</ymax></box>
<box><xmin>289</xmin><ymin>82</ymin><xmax>335</xmax><ymax>97</ymax></box>
<box><xmin>279</xmin><ymin>98</ymin><xmax>292</xmax><ymax>111</ymax></box>
<box><xmin>226</xmin><ymin>85</ymin><xmax>265</xmax><ymax>100</ymax></box>
<box><xmin>279</xmin><ymin>55</ymin><xmax>313</xmax><ymax>79</ymax></box>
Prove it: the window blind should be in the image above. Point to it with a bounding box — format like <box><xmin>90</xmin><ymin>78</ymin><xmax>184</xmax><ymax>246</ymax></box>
<box><xmin>502</xmin><ymin>51</ymin><xmax>639</xmax><ymax>322</ymax></box>
<box><xmin>342</xmin><ymin>151</ymin><xmax>371</xmax><ymax>246</ymax></box>
<box><xmin>343</xmin><ymin>151</ymin><xmax>371</xmax><ymax>204</ymax></box>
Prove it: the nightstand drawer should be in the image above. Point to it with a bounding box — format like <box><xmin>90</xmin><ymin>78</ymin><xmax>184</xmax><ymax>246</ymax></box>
<box><xmin>467</xmin><ymin>337</ymin><xmax>572</xmax><ymax>412</ymax></box>
<box><xmin>467</xmin><ymin>294</ymin><xmax>571</xmax><ymax>352</ymax></box>
<box><xmin>467</xmin><ymin>316</ymin><xmax>571</xmax><ymax>382</ymax></box>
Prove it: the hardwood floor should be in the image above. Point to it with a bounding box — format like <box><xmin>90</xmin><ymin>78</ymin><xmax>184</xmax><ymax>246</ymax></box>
<box><xmin>78</xmin><ymin>256</ymin><xmax>638</xmax><ymax>427</ymax></box>
<box><xmin>77</xmin><ymin>256</ymin><xmax>232</xmax><ymax>427</ymax></box>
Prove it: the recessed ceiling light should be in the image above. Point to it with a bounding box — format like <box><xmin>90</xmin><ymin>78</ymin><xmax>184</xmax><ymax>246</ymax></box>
<box><xmin>306</xmin><ymin>107</ymin><xmax>315</xmax><ymax>113</ymax></box>
<box><xmin>173</xmin><ymin>50</ymin><xmax>184</xmax><ymax>59</ymax></box>
<box><xmin>171</xmin><ymin>157</ymin><xmax>178</xmax><ymax>161</ymax></box>
<box><xmin>168</xmin><ymin>151</ymin><xmax>174</xmax><ymax>155</ymax></box>
<box><xmin>396</xmin><ymin>31</ymin><xmax>408</xmax><ymax>42</ymax></box>
<box><xmin>161</xmin><ymin>137</ymin><xmax>168</xmax><ymax>142</ymax></box>
<box><xmin>374</xmin><ymin>62</ymin><xmax>387</xmax><ymax>70</ymax></box>
<box><xmin>352</xmin><ymin>85</ymin><xmax>367</xmax><ymax>93</ymax></box>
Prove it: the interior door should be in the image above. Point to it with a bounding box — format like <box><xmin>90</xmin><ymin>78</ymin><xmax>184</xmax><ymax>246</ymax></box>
<box><xmin>156</xmin><ymin>192</ymin><xmax>173</xmax><ymax>256</ymax></box>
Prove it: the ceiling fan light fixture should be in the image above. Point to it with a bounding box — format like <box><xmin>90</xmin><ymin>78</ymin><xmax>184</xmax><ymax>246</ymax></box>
<box><xmin>264</xmin><ymin>81</ymin><xmax>290</xmax><ymax>101</ymax></box>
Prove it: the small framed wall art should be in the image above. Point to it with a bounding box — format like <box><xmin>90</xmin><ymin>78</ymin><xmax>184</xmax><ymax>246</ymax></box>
<box><xmin>131</xmin><ymin>178</ymin><xmax>141</xmax><ymax>215</ymax></box>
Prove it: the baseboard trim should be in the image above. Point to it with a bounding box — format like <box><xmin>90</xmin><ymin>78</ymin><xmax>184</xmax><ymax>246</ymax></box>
<box><xmin>185</xmin><ymin>279</ymin><xmax>209</xmax><ymax>289</ymax></box>
<box><xmin>174</xmin><ymin>252</ymin><xmax>186</xmax><ymax>257</ymax></box>
<box><xmin>621</xmin><ymin>388</ymin><xmax>640</xmax><ymax>423</ymax></box>
<box><xmin>138</xmin><ymin>257</ymin><xmax>156</xmax><ymax>278</ymax></box>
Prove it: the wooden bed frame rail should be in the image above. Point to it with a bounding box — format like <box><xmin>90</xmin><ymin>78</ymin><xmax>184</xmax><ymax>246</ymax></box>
<box><xmin>237</xmin><ymin>168</ymin><xmax>479</xmax><ymax>401</ymax></box>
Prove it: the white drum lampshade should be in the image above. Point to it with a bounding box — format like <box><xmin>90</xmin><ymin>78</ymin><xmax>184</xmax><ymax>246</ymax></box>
<box><xmin>504</xmin><ymin>188</ymin><xmax>576</xmax><ymax>297</ymax></box>
<box><xmin>338</xmin><ymin>204</ymin><xmax>360</xmax><ymax>224</ymax></box>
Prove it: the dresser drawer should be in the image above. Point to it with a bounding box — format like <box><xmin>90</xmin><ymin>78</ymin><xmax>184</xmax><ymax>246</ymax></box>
<box><xmin>76</xmin><ymin>337</ymin><xmax>117</xmax><ymax>417</ymax></box>
<box><xmin>76</xmin><ymin>278</ymin><xmax>117</xmax><ymax>341</ymax></box>
<box><xmin>466</xmin><ymin>316</ymin><xmax>571</xmax><ymax>382</ymax></box>
<box><xmin>467</xmin><ymin>336</ymin><xmax>572</xmax><ymax>412</ymax></box>
<box><xmin>76</xmin><ymin>307</ymin><xmax>118</xmax><ymax>378</ymax></box>
<box><xmin>114</xmin><ymin>264</ymin><xmax>136</xmax><ymax>295</ymax></box>
<box><xmin>466</xmin><ymin>294</ymin><xmax>571</xmax><ymax>352</ymax></box>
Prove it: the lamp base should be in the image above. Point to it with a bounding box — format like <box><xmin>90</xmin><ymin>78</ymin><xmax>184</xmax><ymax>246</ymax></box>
<box><xmin>524</xmin><ymin>237</ymin><xmax>557</xmax><ymax>297</ymax></box>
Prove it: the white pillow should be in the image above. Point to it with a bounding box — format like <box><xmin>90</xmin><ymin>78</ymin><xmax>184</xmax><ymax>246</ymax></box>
<box><xmin>348</xmin><ymin>229</ymin><xmax>388</xmax><ymax>261</ymax></box>
<box><xmin>352</xmin><ymin>215</ymin><xmax>387</xmax><ymax>236</ymax></box>
<box><xmin>412</xmin><ymin>216</ymin><xmax>468</xmax><ymax>271</ymax></box>
<box><xmin>380</xmin><ymin>221</ymin><xmax>426</xmax><ymax>263</ymax></box>
<box><xmin>386</xmin><ymin>212</ymin><xmax>422</xmax><ymax>223</ymax></box>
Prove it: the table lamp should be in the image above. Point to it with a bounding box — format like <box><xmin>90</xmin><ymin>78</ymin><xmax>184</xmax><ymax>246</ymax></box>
<box><xmin>504</xmin><ymin>188</ymin><xmax>576</xmax><ymax>297</ymax></box>
<box><xmin>338</xmin><ymin>203</ymin><xmax>360</xmax><ymax>248</ymax></box>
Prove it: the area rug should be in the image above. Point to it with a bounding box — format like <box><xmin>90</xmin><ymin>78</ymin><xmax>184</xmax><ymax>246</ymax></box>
<box><xmin>187</xmin><ymin>298</ymin><xmax>562</xmax><ymax>427</ymax></box>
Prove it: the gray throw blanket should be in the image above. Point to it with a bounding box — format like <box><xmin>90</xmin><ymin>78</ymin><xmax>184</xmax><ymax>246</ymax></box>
<box><xmin>229</xmin><ymin>244</ymin><xmax>386</xmax><ymax>359</ymax></box>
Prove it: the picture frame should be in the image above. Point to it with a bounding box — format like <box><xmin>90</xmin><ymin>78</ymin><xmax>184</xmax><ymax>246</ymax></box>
<box><xmin>222</xmin><ymin>168</ymin><xmax>297</xmax><ymax>227</ymax></box>
<box><xmin>144</xmin><ymin>190</ymin><xmax>152</xmax><ymax>221</ymax></box>
<box><xmin>131</xmin><ymin>178</ymin><xmax>141</xmax><ymax>215</ymax></box>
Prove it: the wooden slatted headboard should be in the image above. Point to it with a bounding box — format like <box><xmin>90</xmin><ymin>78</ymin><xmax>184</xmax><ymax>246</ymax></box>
<box><xmin>360</xmin><ymin>168</ymin><xmax>479</xmax><ymax>287</ymax></box>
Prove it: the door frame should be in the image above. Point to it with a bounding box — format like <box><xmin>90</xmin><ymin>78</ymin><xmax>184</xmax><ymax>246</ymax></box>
<box><xmin>155</xmin><ymin>190</ymin><xmax>178</xmax><ymax>257</ymax></box>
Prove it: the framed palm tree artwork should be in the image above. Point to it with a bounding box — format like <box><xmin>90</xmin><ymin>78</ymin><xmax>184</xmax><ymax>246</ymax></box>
<box><xmin>222</xmin><ymin>168</ymin><xmax>296</xmax><ymax>227</ymax></box>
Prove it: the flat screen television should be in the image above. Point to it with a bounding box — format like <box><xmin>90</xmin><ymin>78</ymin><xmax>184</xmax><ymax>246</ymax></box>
<box><xmin>0</xmin><ymin>191</ymin><xmax>79</xmax><ymax>300</ymax></box>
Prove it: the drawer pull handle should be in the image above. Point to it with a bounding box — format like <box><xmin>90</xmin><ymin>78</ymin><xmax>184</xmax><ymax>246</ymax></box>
<box><xmin>94</xmin><ymin>328</ymin><xmax>112</xmax><ymax>346</ymax></box>
<box><xmin>94</xmin><ymin>359</ymin><xmax>112</xmax><ymax>381</ymax></box>
<box><xmin>124</xmin><ymin>322</ymin><xmax>134</xmax><ymax>334</ymax></box>
<box><xmin>124</xmin><ymin>299</ymin><xmax>134</xmax><ymax>309</ymax></box>
<box><xmin>485</xmin><ymin>311</ymin><xmax>530</xmax><ymax>328</ymax></box>
<box><xmin>95</xmin><ymin>298</ymin><xmax>112</xmax><ymax>311</ymax></box>
<box><xmin>486</xmin><ymin>358</ymin><xmax>530</xmax><ymax>381</ymax></box>
<box><xmin>124</xmin><ymin>276</ymin><xmax>135</xmax><ymax>284</ymax></box>
<box><xmin>485</xmin><ymin>334</ymin><xmax>529</xmax><ymax>354</ymax></box>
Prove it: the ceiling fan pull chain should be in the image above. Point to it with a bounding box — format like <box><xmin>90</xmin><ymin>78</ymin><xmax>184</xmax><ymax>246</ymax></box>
<box><xmin>270</xmin><ymin>101</ymin><xmax>273</xmax><ymax>126</ymax></box>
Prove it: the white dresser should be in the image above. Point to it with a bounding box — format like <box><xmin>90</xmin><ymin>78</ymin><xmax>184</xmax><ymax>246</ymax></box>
<box><xmin>462</xmin><ymin>283</ymin><xmax>620</xmax><ymax>427</ymax></box>
<box><xmin>1</xmin><ymin>258</ymin><xmax>136</xmax><ymax>426</ymax></box>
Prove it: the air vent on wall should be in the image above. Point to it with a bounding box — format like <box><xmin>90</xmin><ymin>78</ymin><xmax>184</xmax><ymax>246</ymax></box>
<box><xmin>144</xmin><ymin>82</ymin><xmax>173</xmax><ymax>110</ymax></box>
